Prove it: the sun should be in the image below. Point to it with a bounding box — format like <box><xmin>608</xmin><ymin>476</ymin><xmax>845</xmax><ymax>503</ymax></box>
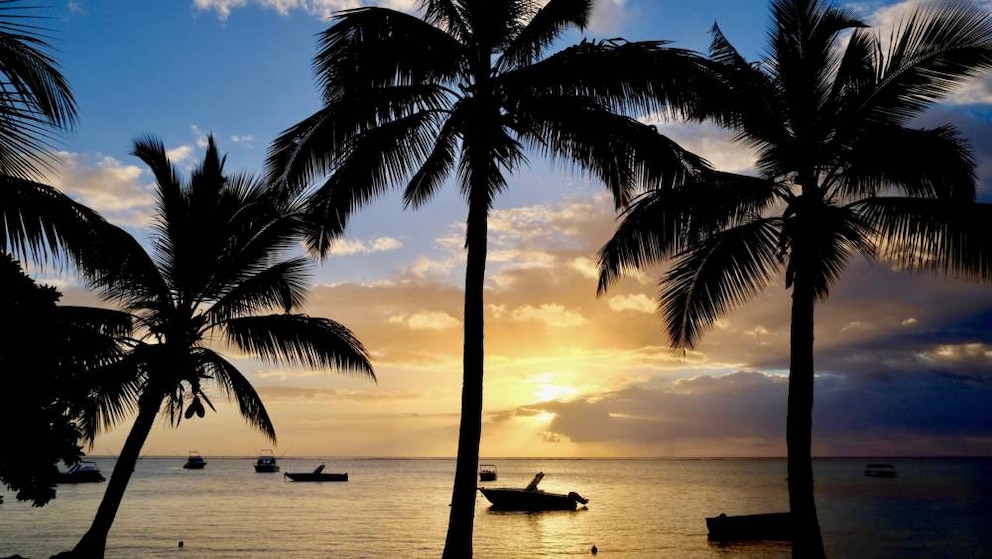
<box><xmin>533</xmin><ymin>372</ymin><xmax>579</xmax><ymax>402</ymax></box>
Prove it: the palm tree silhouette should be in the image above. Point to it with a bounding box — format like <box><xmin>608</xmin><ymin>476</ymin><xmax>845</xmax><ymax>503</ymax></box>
<box><xmin>598</xmin><ymin>1</ymin><xmax>992</xmax><ymax>557</ymax></box>
<box><xmin>265</xmin><ymin>1</ymin><xmax>711</xmax><ymax>555</ymax></box>
<box><xmin>69</xmin><ymin>136</ymin><xmax>375</xmax><ymax>558</ymax></box>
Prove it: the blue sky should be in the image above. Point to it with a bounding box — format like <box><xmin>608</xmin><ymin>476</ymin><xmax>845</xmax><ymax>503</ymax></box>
<box><xmin>35</xmin><ymin>0</ymin><xmax>992</xmax><ymax>458</ymax></box>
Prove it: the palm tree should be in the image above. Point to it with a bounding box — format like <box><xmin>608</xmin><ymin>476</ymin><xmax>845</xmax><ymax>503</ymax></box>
<box><xmin>68</xmin><ymin>136</ymin><xmax>375</xmax><ymax>558</ymax></box>
<box><xmin>265</xmin><ymin>1</ymin><xmax>712</xmax><ymax>555</ymax></box>
<box><xmin>597</xmin><ymin>1</ymin><xmax>992</xmax><ymax>557</ymax></box>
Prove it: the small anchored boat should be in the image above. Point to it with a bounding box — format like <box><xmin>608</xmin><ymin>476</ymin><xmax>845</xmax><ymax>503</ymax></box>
<box><xmin>705</xmin><ymin>512</ymin><xmax>793</xmax><ymax>542</ymax></box>
<box><xmin>284</xmin><ymin>464</ymin><xmax>348</xmax><ymax>482</ymax></box>
<box><xmin>479</xmin><ymin>463</ymin><xmax>498</xmax><ymax>482</ymax></box>
<box><xmin>254</xmin><ymin>450</ymin><xmax>280</xmax><ymax>473</ymax></box>
<box><xmin>56</xmin><ymin>461</ymin><xmax>106</xmax><ymax>484</ymax></box>
<box><xmin>478</xmin><ymin>472</ymin><xmax>588</xmax><ymax>511</ymax></box>
<box><xmin>183</xmin><ymin>451</ymin><xmax>207</xmax><ymax>469</ymax></box>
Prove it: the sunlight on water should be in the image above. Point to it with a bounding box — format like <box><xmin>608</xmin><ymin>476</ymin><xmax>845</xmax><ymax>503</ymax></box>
<box><xmin>2</xmin><ymin>458</ymin><xmax>989</xmax><ymax>558</ymax></box>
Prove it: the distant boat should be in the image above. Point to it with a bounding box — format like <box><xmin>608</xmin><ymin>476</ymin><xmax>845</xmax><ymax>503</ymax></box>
<box><xmin>284</xmin><ymin>464</ymin><xmax>348</xmax><ymax>482</ymax></box>
<box><xmin>705</xmin><ymin>512</ymin><xmax>793</xmax><ymax>542</ymax></box>
<box><xmin>865</xmin><ymin>463</ymin><xmax>897</xmax><ymax>478</ymax></box>
<box><xmin>478</xmin><ymin>472</ymin><xmax>588</xmax><ymax>511</ymax></box>
<box><xmin>183</xmin><ymin>451</ymin><xmax>207</xmax><ymax>470</ymax></box>
<box><xmin>479</xmin><ymin>463</ymin><xmax>498</xmax><ymax>482</ymax></box>
<box><xmin>56</xmin><ymin>461</ymin><xmax>106</xmax><ymax>484</ymax></box>
<box><xmin>254</xmin><ymin>450</ymin><xmax>280</xmax><ymax>473</ymax></box>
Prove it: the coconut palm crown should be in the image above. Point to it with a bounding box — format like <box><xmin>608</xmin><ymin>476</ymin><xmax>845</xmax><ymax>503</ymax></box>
<box><xmin>597</xmin><ymin>1</ymin><xmax>992</xmax><ymax>557</ymax></box>
<box><xmin>69</xmin><ymin>135</ymin><xmax>375</xmax><ymax>558</ymax></box>
<box><xmin>265</xmin><ymin>1</ymin><xmax>715</xmax><ymax>556</ymax></box>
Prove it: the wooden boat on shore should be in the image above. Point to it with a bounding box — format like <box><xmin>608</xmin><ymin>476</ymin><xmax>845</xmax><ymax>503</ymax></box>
<box><xmin>56</xmin><ymin>461</ymin><xmax>106</xmax><ymax>484</ymax></box>
<box><xmin>705</xmin><ymin>512</ymin><xmax>793</xmax><ymax>541</ymax></box>
<box><xmin>284</xmin><ymin>464</ymin><xmax>348</xmax><ymax>482</ymax></box>
<box><xmin>254</xmin><ymin>450</ymin><xmax>280</xmax><ymax>472</ymax></box>
<box><xmin>478</xmin><ymin>472</ymin><xmax>588</xmax><ymax>511</ymax></box>
<box><xmin>479</xmin><ymin>463</ymin><xmax>498</xmax><ymax>482</ymax></box>
<box><xmin>183</xmin><ymin>451</ymin><xmax>207</xmax><ymax>469</ymax></box>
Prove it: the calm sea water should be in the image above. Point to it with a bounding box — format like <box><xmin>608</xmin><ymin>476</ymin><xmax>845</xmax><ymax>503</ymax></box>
<box><xmin>2</xmin><ymin>457</ymin><xmax>990</xmax><ymax>558</ymax></box>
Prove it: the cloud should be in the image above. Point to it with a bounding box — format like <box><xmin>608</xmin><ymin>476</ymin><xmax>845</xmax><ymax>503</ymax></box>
<box><xmin>327</xmin><ymin>236</ymin><xmax>402</xmax><ymax>256</ymax></box>
<box><xmin>230</xmin><ymin>134</ymin><xmax>255</xmax><ymax>147</ymax></box>
<box><xmin>388</xmin><ymin>311</ymin><xmax>460</xmax><ymax>330</ymax></box>
<box><xmin>192</xmin><ymin>0</ymin><xmax>418</xmax><ymax>20</ymax></box>
<box><xmin>607</xmin><ymin>293</ymin><xmax>655</xmax><ymax>314</ymax></box>
<box><xmin>510</xmin><ymin>304</ymin><xmax>588</xmax><ymax>327</ymax></box>
<box><xmin>48</xmin><ymin>152</ymin><xmax>154</xmax><ymax>227</ymax></box>
<box><xmin>166</xmin><ymin>145</ymin><xmax>194</xmax><ymax>162</ymax></box>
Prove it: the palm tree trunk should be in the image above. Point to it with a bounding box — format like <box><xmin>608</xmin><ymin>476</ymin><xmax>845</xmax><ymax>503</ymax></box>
<box><xmin>787</xmin><ymin>273</ymin><xmax>825</xmax><ymax>559</ymax></box>
<box><xmin>71</xmin><ymin>394</ymin><xmax>160</xmax><ymax>558</ymax></box>
<box><xmin>442</xmin><ymin>195</ymin><xmax>488</xmax><ymax>559</ymax></box>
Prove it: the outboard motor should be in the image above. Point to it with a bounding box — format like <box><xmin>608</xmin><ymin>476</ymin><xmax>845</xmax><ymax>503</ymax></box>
<box><xmin>567</xmin><ymin>491</ymin><xmax>589</xmax><ymax>505</ymax></box>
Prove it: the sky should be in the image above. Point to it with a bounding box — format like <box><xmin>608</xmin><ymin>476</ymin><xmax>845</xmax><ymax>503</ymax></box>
<box><xmin>27</xmin><ymin>0</ymin><xmax>992</xmax><ymax>459</ymax></box>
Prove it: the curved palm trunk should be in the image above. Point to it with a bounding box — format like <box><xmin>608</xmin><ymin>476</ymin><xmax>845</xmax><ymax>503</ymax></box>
<box><xmin>787</xmin><ymin>272</ymin><xmax>826</xmax><ymax>559</ymax></box>
<box><xmin>71</xmin><ymin>395</ymin><xmax>160</xmax><ymax>558</ymax></box>
<box><xmin>442</xmin><ymin>196</ymin><xmax>488</xmax><ymax>559</ymax></box>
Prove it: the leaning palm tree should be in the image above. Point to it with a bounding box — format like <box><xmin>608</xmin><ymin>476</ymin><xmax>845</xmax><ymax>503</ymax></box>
<box><xmin>597</xmin><ymin>1</ymin><xmax>992</xmax><ymax>557</ymax></box>
<box><xmin>266</xmin><ymin>1</ymin><xmax>713</xmax><ymax>555</ymax></box>
<box><xmin>69</xmin><ymin>136</ymin><xmax>375</xmax><ymax>558</ymax></box>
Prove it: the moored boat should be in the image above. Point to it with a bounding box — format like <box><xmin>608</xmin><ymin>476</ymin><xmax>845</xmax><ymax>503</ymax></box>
<box><xmin>478</xmin><ymin>472</ymin><xmax>588</xmax><ymax>511</ymax></box>
<box><xmin>56</xmin><ymin>461</ymin><xmax>106</xmax><ymax>484</ymax></box>
<box><xmin>284</xmin><ymin>464</ymin><xmax>348</xmax><ymax>482</ymax></box>
<box><xmin>479</xmin><ymin>463</ymin><xmax>498</xmax><ymax>482</ymax></box>
<box><xmin>183</xmin><ymin>451</ymin><xmax>207</xmax><ymax>469</ymax></box>
<box><xmin>254</xmin><ymin>450</ymin><xmax>280</xmax><ymax>472</ymax></box>
<box><xmin>705</xmin><ymin>512</ymin><xmax>793</xmax><ymax>541</ymax></box>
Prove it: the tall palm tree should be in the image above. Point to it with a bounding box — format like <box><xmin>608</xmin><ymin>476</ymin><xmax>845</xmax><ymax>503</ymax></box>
<box><xmin>265</xmin><ymin>1</ymin><xmax>712</xmax><ymax>555</ymax></box>
<box><xmin>68</xmin><ymin>136</ymin><xmax>375</xmax><ymax>558</ymax></box>
<box><xmin>597</xmin><ymin>1</ymin><xmax>992</xmax><ymax>557</ymax></box>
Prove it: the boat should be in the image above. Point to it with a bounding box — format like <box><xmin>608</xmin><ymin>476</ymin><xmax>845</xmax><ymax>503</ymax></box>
<box><xmin>479</xmin><ymin>463</ymin><xmax>498</xmax><ymax>482</ymax></box>
<box><xmin>478</xmin><ymin>472</ymin><xmax>589</xmax><ymax>511</ymax></box>
<box><xmin>865</xmin><ymin>463</ymin><xmax>897</xmax><ymax>478</ymax></box>
<box><xmin>705</xmin><ymin>512</ymin><xmax>793</xmax><ymax>542</ymax></box>
<box><xmin>183</xmin><ymin>451</ymin><xmax>207</xmax><ymax>469</ymax></box>
<box><xmin>284</xmin><ymin>464</ymin><xmax>348</xmax><ymax>482</ymax></box>
<box><xmin>56</xmin><ymin>461</ymin><xmax>106</xmax><ymax>484</ymax></box>
<box><xmin>254</xmin><ymin>450</ymin><xmax>280</xmax><ymax>473</ymax></box>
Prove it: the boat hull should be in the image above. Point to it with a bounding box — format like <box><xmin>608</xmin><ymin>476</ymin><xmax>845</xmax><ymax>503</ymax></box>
<box><xmin>254</xmin><ymin>465</ymin><xmax>280</xmax><ymax>473</ymax></box>
<box><xmin>56</xmin><ymin>471</ymin><xmax>105</xmax><ymax>484</ymax></box>
<box><xmin>478</xmin><ymin>488</ymin><xmax>585</xmax><ymax>511</ymax></box>
<box><xmin>284</xmin><ymin>472</ymin><xmax>348</xmax><ymax>482</ymax></box>
<box><xmin>183</xmin><ymin>462</ymin><xmax>206</xmax><ymax>470</ymax></box>
<box><xmin>705</xmin><ymin>512</ymin><xmax>793</xmax><ymax>542</ymax></box>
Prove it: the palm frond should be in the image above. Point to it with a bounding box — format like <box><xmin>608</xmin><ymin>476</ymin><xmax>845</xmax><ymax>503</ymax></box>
<box><xmin>0</xmin><ymin>174</ymin><xmax>105</xmax><ymax>268</ymax></box>
<box><xmin>597</xmin><ymin>171</ymin><xmax>778</xmax><ymax>294</ymax></box>
<box><xmin>661</xmin><ymin>218</ymin><xmax>783</xmax><ymax>348</ymax></box>
<box><xmin>200</xmin><ymin>350</ymin><xmax>277</xmax><ymax>442</ymax></box>
<box><xmin>834</xmin><ymin>124</ymin><xmax>975</xmax><ymax>201</ymax></box>
<box><xmin>223</xmin><ymin>314</ymin><xmax>375</xmax><ymax>378</ymax></box>
<box><xmin>782</xmin><ymin>203</ymin><xmax>875</xmax><ymax>297</ymax></box>
<box><xmin>864</xmin><ymin>1</ymin><xmax>992</xmax><ymax>124</ymax></box>
<box><xmin>855</xmin><ymin>197</ymin><xmax>992</xmax><ymax>281</ymax></box>
<box><xmin>0</xmin><ymin>0</ymin><xmax>77</xmax><ymax>178</ymax></box>
<box><xmin>317</xmin><ymin>7</ymin><xmax>461</xmax><ymax>101</ymax></box>
<box><xmin>508</xmin><ymin>38</ymin><xmax>713</xmax><ymax>119</ymax></box>
<box><xmin>208</xmin><ymin>258</ymin><xmax>312</xmax><ymax>322</ymax></box>
<box><xmin>498</xmin><ymin>0</ymin><xmax>590</xmax><ymax>71</ymax></box>
<box><xmin>403</xmin><ymin>110</ymin><xmax>462</xmax><ymax>209</ymax></box>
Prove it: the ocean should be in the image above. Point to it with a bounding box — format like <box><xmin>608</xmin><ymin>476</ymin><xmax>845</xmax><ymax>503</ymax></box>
<box><xmin>2</xmin><ymin>457</ymin><xmax>990</xmax><ymax>558</ymax></box>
